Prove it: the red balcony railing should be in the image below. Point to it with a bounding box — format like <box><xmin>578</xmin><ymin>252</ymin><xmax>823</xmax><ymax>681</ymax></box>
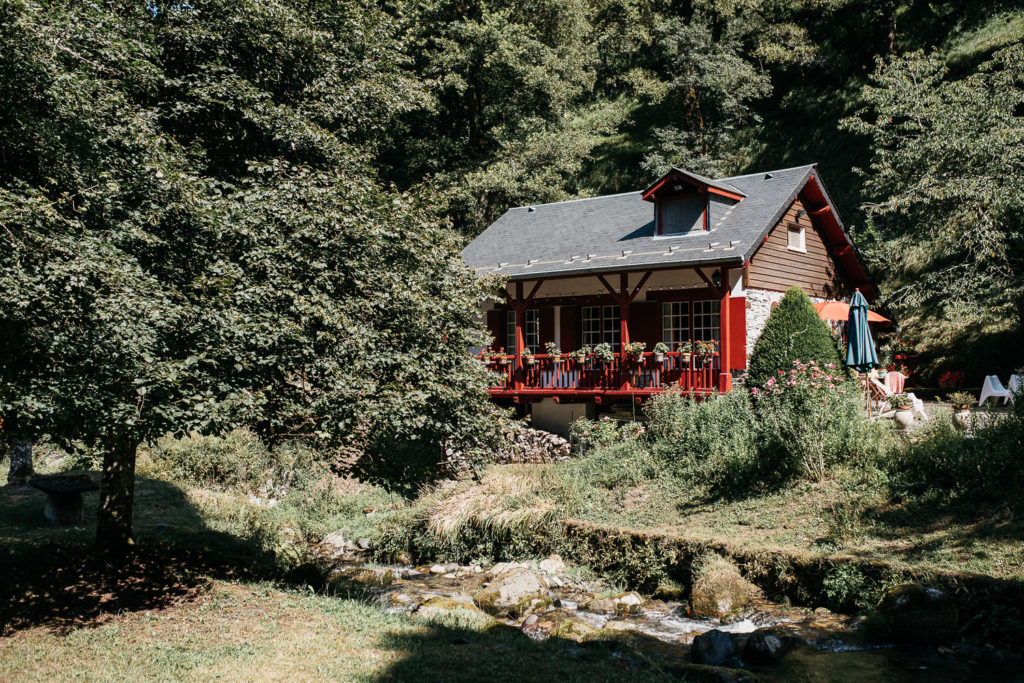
<box><xmin>481</xmin><ymin>352</ymin><xmax>724</xmax><ymax>398</ymax></box>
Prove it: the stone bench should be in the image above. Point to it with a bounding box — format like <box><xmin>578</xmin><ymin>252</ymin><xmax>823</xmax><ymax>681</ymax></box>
<box><xmin>28</xmin><ymin>475</ymin><xmax>100</xmax><ymax>525</ymax></box>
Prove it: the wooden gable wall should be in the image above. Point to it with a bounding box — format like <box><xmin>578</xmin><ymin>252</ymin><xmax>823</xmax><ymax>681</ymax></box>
<box><xmin>746</xmin><ymin>196</ymin><xmax>851</xmax><ymax>299</ymax></box>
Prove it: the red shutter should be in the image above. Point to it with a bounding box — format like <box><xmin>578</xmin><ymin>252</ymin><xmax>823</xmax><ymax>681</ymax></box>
<box><xmin>729</xmin><ymin>297</ymin><xmax>746</xmax><ymax>369</ymax></box>
<box><xmin>539</xmin><ymin>307</ymin><xmax>555</xmax><ymax>349</ymax></box>
<box><xmin>487</xmin><ymin>309</ymin><xmax>509</xmax><ymax>353</ymax></box>
<box><xmin>630</xmin><ymin>301</ymin><xmax>662</xmax><ymax>348</ymax></box>
<box><xmin>559</xmin><ymin>305</ymin><xmax>577</xmax><ymax>352</ymax></box>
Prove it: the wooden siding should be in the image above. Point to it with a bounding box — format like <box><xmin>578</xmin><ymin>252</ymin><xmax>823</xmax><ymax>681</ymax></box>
<box><xmin>746</xmin><ymin>197</ymin><xmax>851</xmax><ymax>299</ymax></box>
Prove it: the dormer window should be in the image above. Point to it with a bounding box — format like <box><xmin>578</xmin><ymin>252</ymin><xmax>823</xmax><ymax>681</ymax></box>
<box><xmin>659</xmin><ymin>195</ymin><xmax>706</xmax><ymax>235</ymax></box>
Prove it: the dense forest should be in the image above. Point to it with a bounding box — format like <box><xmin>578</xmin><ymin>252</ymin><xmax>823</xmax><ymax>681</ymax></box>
<box><xmin>1</xmin><ymin>1</ymin><xmax>1022</xmax><ymax>544</ymax></box>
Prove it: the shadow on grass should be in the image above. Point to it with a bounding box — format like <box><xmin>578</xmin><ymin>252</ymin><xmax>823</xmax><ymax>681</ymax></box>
<box><xmin>0</xmin><ymin>473</ymin><xmax>282</xmax><ymax>636</ymax></box>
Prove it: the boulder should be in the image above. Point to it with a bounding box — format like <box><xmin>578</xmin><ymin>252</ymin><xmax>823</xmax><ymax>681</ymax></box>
<box><xmin>416</xmin><ymin>596</ymin><xmax>499</xmax><ymax>630</ymax></box>
<box><xmin>582</xmin><ymin>592</ymin><xmax>644</xmax><ymax>615</ymax></box>
<box><xmin>327</xmin><ymin>566</ymin><xmax>395</xmax><ymax>591</ymax></box>
<box><xmin>743</xmin><ymin>627</ymin><xmax>796</xmax><ymax>664</ymax></box>
<box><xmin>690</xmin><ymin>556</ymin><xmax>760</xmax><ymax>620</ymax></box>
<box><xmin>691</xmin><ymin>629</ymin><xmax>741</xmax><ymax>667</ymax></box>
<box><xmin>876</xmin><ymin>584</ymin><xmax>959</xmax><ymax>644</ymax></box>
<box><xmin>539</xmin><ymin>554</ymin><xmax>566</xmax><ymax>574</ymax></box>
<box><xmin>474</xmin><ymin>567</ymin><xmax>555</xmax><ymax>618</ymax></box>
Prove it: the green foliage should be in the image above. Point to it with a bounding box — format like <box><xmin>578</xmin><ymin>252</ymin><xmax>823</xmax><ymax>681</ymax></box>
<box><xmin>645</xmin><ymin>390</ymin><xmax>767</xmax><ymax>495</ymax></box>
<box><xmin>747</xmin><ymin>287</ymin><xmax>844</xmax><ymax>387</ymax></box>
<box><xmin>755</xmin><ymin>360</ymin><xmax>887</xmax><ymax>481</ymax></box>
<box><xmin>887</xmin><ymin>411</ymin><xmax>1024</xmax><ymax>501</ymax></box>
<box><xmin>844</xmin><ymin>43</ymin><xmax>1024</xmax><ymax>376</ymax></box>
<box><xmin>569</xmin><ymin>416</ymin><xmax>622</xmax><ymax>452</ymax></box>
<box><xmin>0</xmin><ymin>0</ymin><xmax>504</xmax><ymax>526</ymax></box>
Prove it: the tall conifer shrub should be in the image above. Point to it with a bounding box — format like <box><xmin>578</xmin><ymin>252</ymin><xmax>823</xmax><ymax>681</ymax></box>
<box><xmin>747</xmin><ymin>287</ymin><xmax>843</xmax><ymax>387</ymax></box>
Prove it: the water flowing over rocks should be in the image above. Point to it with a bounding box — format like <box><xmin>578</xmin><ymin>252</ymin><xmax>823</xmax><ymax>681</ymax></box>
<box><xmin>316</xmin><ymin>551</ymin><xmax>961</xmax><ymax>678</ymax></box>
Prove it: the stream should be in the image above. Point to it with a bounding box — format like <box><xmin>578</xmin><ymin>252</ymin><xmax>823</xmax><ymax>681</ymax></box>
<box><xmin>321</xmin><ymin>554</ymin><xmax>1020</xmax><ymax>681</ymax></box>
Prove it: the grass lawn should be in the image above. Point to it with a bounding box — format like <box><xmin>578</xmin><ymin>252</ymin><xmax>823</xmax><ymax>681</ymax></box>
<box><xmin>414</xmin><ymin>462</ymin><xmax>1024</xmax><ymax>582</ymax></box>
<box><xmin>0</xmin><ymin>580</ymin><xmax>667</xmax><ymax>682</ymax></box>
<box><xmin>0</xmin><ymin>471</ymin><xmax>680</xmax><ymax>682</ymax></box>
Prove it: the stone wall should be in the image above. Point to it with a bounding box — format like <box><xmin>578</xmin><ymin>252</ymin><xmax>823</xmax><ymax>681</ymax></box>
<box><xmin>744</xmin><ymin>287</ymin><xmax>831</xmax><ymax>360</ymax></box>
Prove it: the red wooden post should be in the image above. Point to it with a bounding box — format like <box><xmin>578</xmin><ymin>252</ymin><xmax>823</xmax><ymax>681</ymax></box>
<box><xmin>619</xmin><ymin>272</ymin><xmax>632</xmax><ymax>390</ymax></box>
<box><xmin>514</xmin><ymin>281</ymin><xmax>525</xmax><ymax>391</ymax></box>
<box><xmin>719</xmin><ymin>267</ymin><xmax>731</xmax><ymax>392</ymax></box>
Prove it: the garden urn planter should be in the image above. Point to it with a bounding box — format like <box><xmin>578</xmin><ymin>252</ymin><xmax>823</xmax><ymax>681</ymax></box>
<box><xmin>681</xmin><ymin>352</ymin><xmax>692</xmax><ymax>364</ymax></box>
<box><xmin>953</xmin><ymin>409</ymin><xmax>971</xmax><ymax>429</ymax></box>
<box><xmin>653</xmin><ymin>352</ymin><xmax>665</xmax><ymax>364</ymax></box>
<box><xmin>523</xmin><ymin>357</ymin><xmax>535</xmax><ymax>368</ymax></box>
<box><xmin>894</xmin><ymin>409</ymin><xmax>914</xmax><ymax>430</ymax></box>
<box><xmin>552</xmin><ymin>355</ymin><xmax>562</xmax><ymax>364</ymax></box>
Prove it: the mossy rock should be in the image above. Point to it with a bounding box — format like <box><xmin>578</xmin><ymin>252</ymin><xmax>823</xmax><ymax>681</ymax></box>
<box><xmin>690</xmin><ymin>555</ymin><xmax>761</xmax><ymax>620</ymax></box>
<box><xmin>415</xmin><ymin>596</ymin><xmax>500</xmax><ymax>631</ymax></box>
<box><xmin>473</xmin><ymin>567</ymin><xmax>555</xmax><ymax>618</ymax></box>
<box><xmin>327</xmin><ymin>566</ymin><xmax>396</xmax><ymax>593</ymax></box>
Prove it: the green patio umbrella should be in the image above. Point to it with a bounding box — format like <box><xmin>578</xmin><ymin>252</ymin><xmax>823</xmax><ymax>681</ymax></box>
<box><xmin>845</xmin><ymin>289</ymin><xmax>878</xmax><ymax>371</ymax></box>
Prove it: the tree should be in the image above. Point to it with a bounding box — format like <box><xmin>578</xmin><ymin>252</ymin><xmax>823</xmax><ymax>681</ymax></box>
<box><xmin>843</xmin><ymin>44</ymin><xmax>1024</xmax><ymax>373</ymax></box>
<box><xmin>747</xmin><ymin>287</ymin><xmax>844</xmax><ymax>386</ymax></box>
<box><xmin>0</xmin><ymin>0</ymin><xmax>501</xmax><ymax>550</ymax></box>
<box><xmin>641</xmin><ymin>16</ymin><xmax>772</xmax><ymax>178</ymax></box>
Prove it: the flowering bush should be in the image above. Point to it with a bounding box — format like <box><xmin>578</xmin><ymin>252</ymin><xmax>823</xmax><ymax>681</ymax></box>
<box><xmin>753</xmin><ymin>360</ymin><xmax>871</xmax><ymax>481</ymax></box>
<box><xmin>938</xmin><ymin>370</ymin><xmax>964</xmax><ymax>388</ymax></box>
<box><xmin>570</xmin><ymin>415</ymin><xmax>621</xmax><ymax>452</ymax></box>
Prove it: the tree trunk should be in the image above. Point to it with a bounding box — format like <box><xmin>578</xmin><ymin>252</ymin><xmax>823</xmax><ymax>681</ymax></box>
<box><xmin>6</xmin><ymin>439</ymin><xmax>34</xmax><ymax>484</ymax></box>
<box><xmin>95</xmin><ymin>438</ymin><xmax>138</xmax><ymax>553</ymax></box>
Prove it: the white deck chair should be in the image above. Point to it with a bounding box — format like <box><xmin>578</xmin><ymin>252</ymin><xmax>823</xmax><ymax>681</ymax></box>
<box><xmin>979</xmin><ymin>375</ymin><xmax>1013</xmax><ymax>406</ymax></box>
<box><xmin>870</xmin><ymin>378</ymin><xmax>929</xmax><ymax>421</ymax></box>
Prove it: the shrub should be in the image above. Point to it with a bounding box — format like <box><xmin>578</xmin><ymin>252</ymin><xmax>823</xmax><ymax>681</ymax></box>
<box><xmin>145</xmin><ymin>428</ymin><xmax>320</xmax><ymax>496</ymax></box>
<box><xmin>645</xmin><ymin>390</ymin><xmax>768</xmax><ymax>495</ymax></box>
<box><xmin>887</xmin><ymin>411</ymin><xmax>1024</xmax><ymax>500</ymax></box>
<box><xmin>754</xmin><ymin>360</ymin><xmax>883</xmax><ymax>481</ymax></box>
<box><xmin>569</xmin><ymin>416</ymin><xmax>621</xmax><ymax>452</ymax></box>
<box><xmin>747</xmin><ymin>287</ymin><xmax>844</xmax><ymax>386</ymax></box>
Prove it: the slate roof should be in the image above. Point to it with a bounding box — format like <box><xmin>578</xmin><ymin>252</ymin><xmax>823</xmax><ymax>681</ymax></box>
<box><xmin>462</xmin><ymin>164</ymin><xmax>819</xmax><ymax>280</ymax></box>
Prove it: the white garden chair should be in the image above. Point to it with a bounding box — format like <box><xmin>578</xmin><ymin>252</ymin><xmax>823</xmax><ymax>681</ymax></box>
<box><xmin>870</xmin><ymin>377</ymin><xmax>929</xmax><ymax>421</ymax></box>
<box><xmin>978</xmin><ymin>375</ymin><xmax>1013</xmax><ymax>406</ymax></box>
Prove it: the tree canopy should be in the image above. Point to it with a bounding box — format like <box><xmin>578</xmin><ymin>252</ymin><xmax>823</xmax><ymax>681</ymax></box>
<box><xmin>0</xmin><ymin>0</ymin><xmax>502</xmax><ymax>547</ymax></box>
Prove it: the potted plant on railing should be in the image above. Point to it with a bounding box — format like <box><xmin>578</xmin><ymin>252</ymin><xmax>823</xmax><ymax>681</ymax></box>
<box><xmin>545</xmin><ymin>341</ymin><xmax>563</xmax><ymax>364</ymax></box>
<box><xmin>520</xmin><ymin>346</ymin><xmax>536</xmax><ymax>368</ymax></box>
<box><xmin>571</xmin><ymin>345</ymin><xmax>592</xmax><ymax>367</ymax></box>
<box><xmin>695</xmin><ymin>339</ymin><xmax>718</xmax><ymax>365</ymax></box>
<box><xmin>887</xmin><ymin>393</ymin><xmax>914</xmax><ymax>430</ymax></box>
<box><xmin>490</xmin><ymin>347</ymin><xmax>509</xmax><ymax>368</ymax></box>
<box><xmin>677</xmin><ymin>340</ymin><xmax>693</xmax><ymax>364</ymax></box>
<box><xmin>947</xmin><ymin>391</ymin><xmax>973</xmax><ymax>429</ymax></box>
<box><xmin>653</xmin><ymin>342</ymin><xmax>669</xmax><ymax>364</ymax></box>
<box><xmin>592</xmin><ymin>342</ymin><xmax>615</xmax><ymax>366</ymax></box>
<box><xmin>623</xmin><ymin>341</ymin><xmax>645</xmax><ymax>365</ymax></box>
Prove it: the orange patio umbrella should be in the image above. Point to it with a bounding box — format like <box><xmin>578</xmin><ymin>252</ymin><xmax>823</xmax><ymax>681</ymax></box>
<box><xmin>813</xmin><ymin>301</ymin><xmax>890</xmax><ymax>324</ymax></box>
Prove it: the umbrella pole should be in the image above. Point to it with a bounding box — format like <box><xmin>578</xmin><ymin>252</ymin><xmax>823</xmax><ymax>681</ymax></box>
<box><xmin>864</xmin><ymin>373</ymin><xmax>873</xmax><ymax>418</ymax></box>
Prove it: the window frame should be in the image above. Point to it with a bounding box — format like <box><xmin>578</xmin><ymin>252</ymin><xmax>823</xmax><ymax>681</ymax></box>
<box><xmin>657</xmin><ymin>194</ymin><xmax>708</xmax><ymax>236</ymax></box>
<box><xmin>581</xmin><ymin>305</ymin><xmax>620</xmax><ymax>350</ymax></box>
<box><xmin>787</xmin><ymin>223</ymin><xmax>806</xmax><ymax>253</ymax></box>
<box><xmin>659</xmin><ymin>299</ymin><xmax>720</xmax><ymax>345</ymax></box>
<box><xmin>505</xmin><ymin>309</ymin><xmax>539</xmax><ymax>352</ymax></box>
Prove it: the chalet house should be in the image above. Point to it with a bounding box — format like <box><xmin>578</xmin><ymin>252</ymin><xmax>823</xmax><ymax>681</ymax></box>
<box><xmin>461</xmin><ymin>164</ymin><xmax>876</xmax><ymax>434</ymax></box>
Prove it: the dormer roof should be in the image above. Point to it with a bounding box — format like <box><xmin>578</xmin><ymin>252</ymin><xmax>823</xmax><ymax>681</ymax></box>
<box><xmin>641</xmin><ymin>167</ymin><xmax>746</xmax><ymax>202</ymax></box>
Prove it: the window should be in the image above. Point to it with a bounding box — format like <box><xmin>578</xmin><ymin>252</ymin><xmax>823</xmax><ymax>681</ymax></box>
<box><xmin>662</xmin><ymin>300</ymin><xmax>720</xmax><ymax>344</ymax></box>
<box><xmin>506</xmin><ymin>309</ymin><xmax>539</xmax><ymax>352</ymax></box>
<box><xmin>582</xmin><ymin>305</ymin><xmax>620</xmax><ymax>349</ymax></box>
<box><xmin>693</xmin><ymin>300</ymin><xmax>720</xmax><ymax>342</ymax></box>
<box><xmin>787</xmin><ymin>224</ymin><xmax>806</xmax><ymax>252</ymax></box>
<box><xmin>660</xmin><ymin>196</ymin><xmax>705</xmax><ymax>235</ymax></box>
<box><xmin>661</xmin><ymin>301</ymin><xmax>690</xmax><ymax>347</ymax></box>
